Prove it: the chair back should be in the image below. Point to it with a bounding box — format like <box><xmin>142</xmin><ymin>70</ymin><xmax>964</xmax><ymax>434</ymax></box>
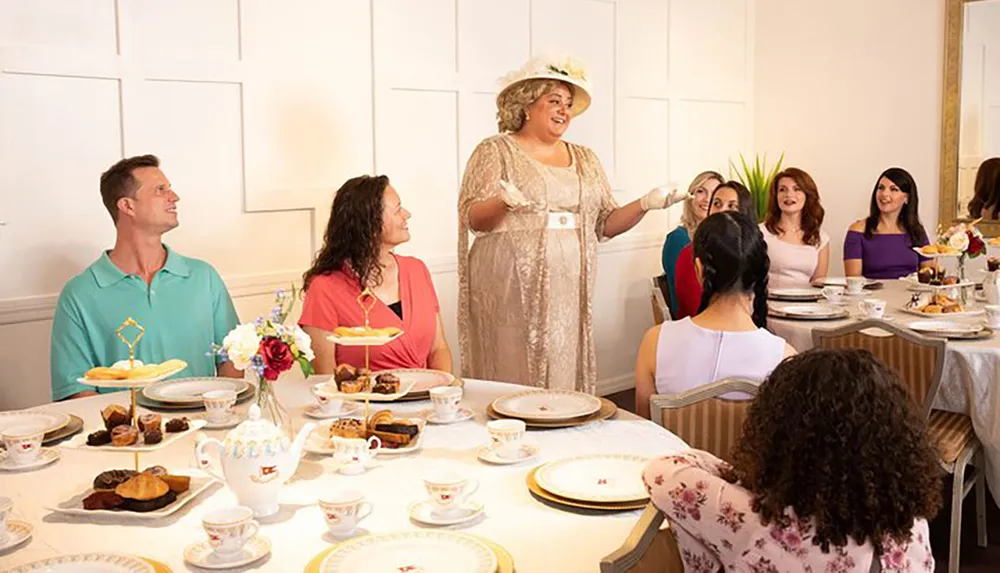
<box><xmin>650</xmin><ymin>276</ymin><xmax>671</xmax><ymax>324</ymax></box>
<box><xmin>599</xmin><ymin>504</ymin><xmax>684</xmax><ymax>573</ymax></box>
<box><xmin>811</xmin><ymin>319</ymin><xmax>946</xmax><ymax>417</ymax></box>
<box><xmin>650</xmin><ymin>378</ymin><xmax>759</xmax><ymax>464</ymax></box>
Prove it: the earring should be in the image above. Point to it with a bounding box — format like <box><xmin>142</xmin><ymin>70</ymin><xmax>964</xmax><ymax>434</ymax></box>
<box><xmin>524</xmin><ymin>112</ymin><xmax>530</xmax><ymax>122</ymax></box>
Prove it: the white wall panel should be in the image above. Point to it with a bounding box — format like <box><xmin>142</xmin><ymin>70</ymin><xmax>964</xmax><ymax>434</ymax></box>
<box><xmin>618</xmin><ymin>0</ymin><xmax>669</xmax><ymax>97</ymax></box>
<box><xmin>670</xmin><ymin>0</ymin><xmax>748</xmax><ymax>99</ymax></box>
<box><xmin>459</xmin><ymin>92</ymin><xmax>502</xmax><ymax>167</ymax></box>
<box><xmin>0</xmin><ymin>0</ymin><xmax>116</xmax><ymax>54</ymax></box>
<box><xmin>127</xmin><ymin>0</ymin><xmax>240</xmax><ymax>63</ymax></box>
<box><xmin>457</xmin><ymin>0</ymin><xmax>530</xmax><ymax>89</ymax></box>
<box><xmin>373</xmin><ymin>0</ymin><xmax>457</xmax><ymax>83</ymax></box>
<box><xmin>670</xmin><ymin>101</ymin><xmax>747</xmax><ymax>187</ymax></box>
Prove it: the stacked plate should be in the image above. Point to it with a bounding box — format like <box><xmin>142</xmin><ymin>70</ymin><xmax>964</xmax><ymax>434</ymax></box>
<box><xmin>487</xmin><ymin>390</ymin><xmax>617</xmax><ymax>429</ymax></box>
<box><xmin>906</xmin><ymin>320</ymin><xmax>994</xmax><ymax>340</ymax></box>
<box><xmin>768</xmin><ymin>287</ymin><xmax>823</xmax><ymax>302</ymax></box>
<box><xmin>768</xmin><ymin>304</ymin><xmax>849</xmax><ymax>321</ymax></box>
<box><xmin>137</xmin><ymin>377</ymin><xmax>251</xmax><ymax>410</ymax></box>
<box><xmin>373</xmin><ymin>368</ymin><xmax>461</xmax><ymax>402</ymax></box>
<box><xmin>305</xmin><ymin>531</ymin><xmax>513</xmax><ymax>573</ymax></box>
<box><xmin>0</xmin><ymin>409</ymin><xmax>83</xmax><ymax>446</ymax></box>
<box><xmin>527</xmin><ymin>454</ymin><xmax>650</xmax><ymax>512</ymax></box>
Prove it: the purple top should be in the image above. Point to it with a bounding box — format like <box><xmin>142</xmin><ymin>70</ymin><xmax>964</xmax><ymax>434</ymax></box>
<box><xmin>843</xmin><ymin>230</ymin><xmax>928</xmax><ymax>279</ymax></box>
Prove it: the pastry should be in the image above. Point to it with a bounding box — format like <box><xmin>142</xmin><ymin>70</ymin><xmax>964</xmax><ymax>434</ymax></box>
<box><xmin>332</xmin><ymin>326</ymin><xmax>402</xmax><ymax>338</ymax></box>
<box><xmin>989</xmin><ymin>257</ymin><xmax>1000</xmax><ymax>272</ymax></box>
<box><xmin>83</xmin><ymin>491</ymin><xmax>125</xmax><ymax>511</ymax></box>
<box><xmin>121</xmin><ymin>490</ymin><xmax>176</xmax><ymax>512</ymax></box>
<box><xmin>165</xmin><ymin>417</ymin><xmax>189</xmax><ymax>433</ymax></box>
<box><xmin>372</xmin><ymin>373</ymin><xmax>400</xmax><ymax>394</ymax></box>
<box><xmin>84</xmin><ymin>366</ymin><xmax>128</xmax><ymax>380</ymax></box>
<box><xmin>87</xmin><ymin>429</ymin><xmax>112</xmax><ymax>446</ymax></box>
<box><xmin>155</xmin><ymin>359</ymin><xmax>187</xmax><ymax>374</ymax></box>
<box><xmin>917</xmin><ymin>268</ymin><xmax>932</xmax><ymax>284</ymax></box>
<box><xmin>367</xmin><ymin>410</ymin><xmax>394</xmax><ymax>432</ymax></box>
<box><xmin>922</xmin><ymin>304</ymin><xmax>943</xmax><ymax>314</ymax></box>
<box><xmin>93</xmin><ymin>469</ymin><xmax>138</xmax><ymax>491</ymax></box>
<box><xmin>329</xmin><ymin>418</ymin><xmax>367</xmax><ymax>439</ymax></box>
<box><xmin>338</xmin><ymin>378</ymin><xmax>367</xmax><ymax>393</ymax></box>
<box><xmin>111</xmin><ymin>425</ymin><xmax>139</xmax><ymax>447</ymax></box>
<box><xmin>144</xmin><ymin>465</ymin><xmax>168</xmax><ymax>477</ymax></box>
<box><xmin>143</xmin><ymin>428</ymin><xmax>163</xmax><ymax>444</ymax></box>
<box><xmin>116</xmin><ymin>472</ymin><xmax>169</xmax><ymax>501</ymax></box>
<box><xmin>101</xmin><ymin>404</ymin><xmax>131</xmax><ymax>431</ymax></box>
<box><xmin>162</xmin><ymin>474</ymin><xmax>191</xmax><ymax>494</ymax></box>
<box><xmin>125</xmin><ymin>364</ymin><xmax>161</xmax><ymax>380</ymax></box>
<box><xmin>942</xmin><ymin>276</ymin><xmax>959</xmax><ymax>286</ymax></box>
<box><xmin>334</xmin><ymin>363</ymin><xmax>357</xmax><ymax>383</ymax></box>
<box><xmin>138</xmin><ymin>414</ymin><xmax>161</xmax><ymax>432</ymax></box>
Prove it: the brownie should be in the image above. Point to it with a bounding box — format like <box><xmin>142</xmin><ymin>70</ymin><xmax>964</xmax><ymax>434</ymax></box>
<box><xmin>121</xmin><ymin>490</ymin><xmax>177</xmax><ymax>513</ymax></box>
<box><xmin>989</xmin><ymin>258</ymin><xmax>1000</xmax><ymax>272</ymax></box>
<box><xmin>143</xmin><ymin>428</ymin><xmax>163</xmax><ymax>445</ymax></box>
<box><xmin>83</xmin><ymin>491</ymin><xmax>125</xmax><ymax>511</ymax></box>
<box><xmin>93</xmin><ymin>469</ymin><xmax>137</xmax><ymax>491</ymax></box>
<box><xmin>87</xmin><ymin>430</ymin><xmax>112</xmax><ymax>446</ymax></box>
<box><xmin>373</xmin><ymin>422</ymin><xmax>420</xmax><ymax>436</ymax></box>
<box><xmin>164</xmin><ymin>418</ymin><xmax>189</xmax><ymax>433</ymax></box>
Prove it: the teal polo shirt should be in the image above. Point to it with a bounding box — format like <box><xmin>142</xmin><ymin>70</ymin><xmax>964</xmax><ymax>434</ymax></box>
<box><xmin>50</xmin><ymin>246</ymin><xmax>239</xmax><ymax>400</ymax></box>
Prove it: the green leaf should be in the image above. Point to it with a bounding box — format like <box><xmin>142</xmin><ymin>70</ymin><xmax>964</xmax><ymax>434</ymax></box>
<box><xmin>297</xmin><ymin>356</ymin><xmax>314</xmax><ymax>378</ymax></box>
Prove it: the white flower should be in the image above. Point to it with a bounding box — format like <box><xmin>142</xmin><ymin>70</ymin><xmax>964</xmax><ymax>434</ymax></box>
<box><xmin>949</xmin><ymin>230</ymin><xmax>970</xmax><ymax>252</ymax></box>
<box><xmin>222</xmin><ymin>323</ymin><xmax>262</xmax><ymax>371</ymax></box>
<box><xmin>292</xmin><ymin>325</ymin><xmax>315</xmax><ymax>361</ymax></box>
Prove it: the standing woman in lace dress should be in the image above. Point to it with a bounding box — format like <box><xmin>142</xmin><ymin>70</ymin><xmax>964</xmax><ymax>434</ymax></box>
<box><xmin>457</xmin><ymin>56</ymin><xmax>685</xmax><ymax>393</ymax></box>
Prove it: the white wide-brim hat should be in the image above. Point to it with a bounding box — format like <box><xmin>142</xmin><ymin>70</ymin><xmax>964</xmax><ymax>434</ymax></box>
<box><xmin>497</xmin><ymin>56</ymin><xmax>592</xmax><ymax>117</ymax></box>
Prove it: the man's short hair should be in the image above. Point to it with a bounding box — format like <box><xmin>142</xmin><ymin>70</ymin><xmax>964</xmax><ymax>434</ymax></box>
<box><xmin>100</xmin><ymin>154</ymin><xmax>160</xmax><ymax>223</ymax></box>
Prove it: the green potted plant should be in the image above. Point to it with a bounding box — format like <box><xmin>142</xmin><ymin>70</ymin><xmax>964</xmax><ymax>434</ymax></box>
<box><xmin>729</xmin><ymin>152</ymin><xmax>784</xmax><ymax>222</ymax></box>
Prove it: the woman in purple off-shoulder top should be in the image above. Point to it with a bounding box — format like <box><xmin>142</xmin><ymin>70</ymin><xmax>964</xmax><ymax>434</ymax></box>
<box><xmin>844</xmin><ymin>167</ymin><xmax>933</xmax><ymax>279</ymax></box>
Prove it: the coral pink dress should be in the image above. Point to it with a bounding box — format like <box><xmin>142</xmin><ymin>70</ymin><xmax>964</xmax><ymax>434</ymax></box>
<box><xmin>642</xmin><ymin>450</ymin><xmax>934</xmax><ymax>572</ymax></box>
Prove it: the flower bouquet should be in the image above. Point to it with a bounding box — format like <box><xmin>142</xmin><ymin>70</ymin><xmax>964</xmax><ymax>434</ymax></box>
<box><xmin>938</xmin><ymin>221</ymin><xmax>987</xmax><ymax>281</ymax></box>
<box><xmin>214</xmin><ymin>286</ymin><xmax>314</xmax><ymax>433</ymax></box>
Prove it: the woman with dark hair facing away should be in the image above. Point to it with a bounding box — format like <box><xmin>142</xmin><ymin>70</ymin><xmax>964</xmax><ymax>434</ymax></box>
<box><xmin>672</xmin><ymin>180</ymin><xmax>759</xmax><ymax>320</ymax></box>
<box><xmin>761</xmin><ymin>167</ymin><xmax>830</xmax><ymax>287</ymax></box>
<box><xmin>967</xmin><ymin>157</ymin><xmax>1000</xmax><ymax>220</ymax></box>
<box><xmin>299</xmin><ymin>175</ymin><xmax>452</xmax><ymax>373</ymax></box>
<box><xmin>635</xmin><ymin>211</ymin><xmax>795</xmax><ymax>418</ymax></box>
<box><xmin>844</xmin><ymin>167</ymin><xmax>932</xmax><ymax>279</ymax></box>
<box><xmin>643</xmin><ymin>348</ymin><xmax>940</xmax><ymax>571</ymax></box>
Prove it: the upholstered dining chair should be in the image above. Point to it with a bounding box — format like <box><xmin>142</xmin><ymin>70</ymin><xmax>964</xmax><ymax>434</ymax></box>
<box><xmin>649</xmin><ymin>275</ymin><xmax>671</xmax><ymax>325</ymax></box>
<box><xmin>649</xmin><ymin>378</ymin><xmax>759</xmax><ymax>464</ymax></box>
<box><xmin>599</xmin><ymin>503</ymin><xmax>684</xmax><ymax>573</ymax></box>
<box><xmin>812</xmin><ymin>318</ymin><xmax>987</xmax><ymax>573</ymax></box>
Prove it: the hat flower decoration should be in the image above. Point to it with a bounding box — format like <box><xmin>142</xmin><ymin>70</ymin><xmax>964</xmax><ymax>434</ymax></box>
<box><xmin>498</xmin><ymin>55</ymin><xmax>592</xmax><ymax>117</ymax></box>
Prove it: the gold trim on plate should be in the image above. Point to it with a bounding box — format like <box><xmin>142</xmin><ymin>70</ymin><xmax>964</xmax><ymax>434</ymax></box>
<box><xmin>486</xmin><ymin>397</ymin><xmax>617</xmax><ymax>428</ymax></box>
<box><xmin>526</xmin><ymin>466</ymin><xmax>648</xmax><ymax>512</ymax></box>
<box><xmin>140</xmin><ymin>557</ymin><xmax>172</xmax><ymax>573</ymax></box>
<box><xmin>303</xmin><ymin>533</ymin><xmax>515</xmax><ymax>573</ymax></box>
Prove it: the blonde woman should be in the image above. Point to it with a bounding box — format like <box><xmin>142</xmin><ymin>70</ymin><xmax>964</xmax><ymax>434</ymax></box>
<box><xmin>458</xmin><ymin>56</ymin><xmax>686</xmax><ymax>393</ymax></box>
<box><xmin>660</xmin><ymin>171</ymin><xmax>723</xmax><ymax>315</ymax></box>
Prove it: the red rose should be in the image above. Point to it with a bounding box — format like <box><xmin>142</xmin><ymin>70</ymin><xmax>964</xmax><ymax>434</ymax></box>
<box><xmin>968</xmin><ymin>232</ymin><xmax>985</xmax><ymax>257</ymax></box>
<box><xmin>259</xmin><ymin>337</ymin><xmax>294</xmax><ymax>381</ymax></box>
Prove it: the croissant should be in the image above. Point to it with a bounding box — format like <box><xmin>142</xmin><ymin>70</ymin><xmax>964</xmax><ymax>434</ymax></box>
<box><xmin>115</xmin><ymin>472</ymin><xmax>169</xmax><ymax>501</ymax></box>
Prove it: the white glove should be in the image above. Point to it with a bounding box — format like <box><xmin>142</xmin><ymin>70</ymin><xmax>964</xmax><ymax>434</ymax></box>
<box><xmin>640</xmin><ymin>184</ymin><xmax>687</xmax><ymax>211</ymax></box>
<box><xmin>498</xmin><ymin>180</ymin><xmax>535</xmax><ymax>210</ymax></box>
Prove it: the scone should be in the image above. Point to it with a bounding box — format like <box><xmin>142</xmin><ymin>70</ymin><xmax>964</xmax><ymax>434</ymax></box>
<box><xmin>329</xmin><ymin>418</ymin><xmax>367</xmax><ymax>439</ymax></box>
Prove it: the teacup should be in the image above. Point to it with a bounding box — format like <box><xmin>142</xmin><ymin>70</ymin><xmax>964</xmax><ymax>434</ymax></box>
<box><xmin>858</xmin><ymin>298</ymin><xmax>887</xmax><ymax>319</ymax></box>
<box><xmin>821</xmin><ymin>286</ymin><xmax>845</xmax><ymax>305</ymax></box>
<box><xmin>332</xmin><ymin>435</ymin><xmax>381</xmax><ymax>475</ymax></box>
<box><xmin>2</xmin><ymin>425</ymin><xmax>44</xmax><ymax>466</ymax></box>
<box><xmin>846</xmin><ymin>277</ymin><xmax>866</xmax><ymax>295</ymax></box>
<box><xmin>311</xmin><ymin>386</ymin><xmax>344</xmax><ymax>415</ymax></box>
<box><xmin>429</xmin><ymin>386</ymin><xmax>462</xmax><ymax>421</ymax></box>
<box><xmin>319</xmin><ymin>490</ymin><xmax>373</xmax><ymax>535</ymax></box>
<box><xmin>985</xmin><ymin>305</ymin><xmax>1000</xmax><ymax>329</ymax></box>
<box><xmin>424</xmin><ymin>470</ymin><xmax>479</xmax><ymax>515</ymax></box>
<box><xmin>486</xmin><ymin>419</ymin><xmax>526</xmax><ymax>459</ymax></box>
<box><xmin>202</xmin><ymin>506</ymin><xmax>259</xmax><ymax>557</ymax></box>
<box><xmin>202</xmin><ymin>389</ymin><xmax>237</xmax><ymax>424</ymax></box>
<box><xmin>0</xmin><ymin>496</ymin><xmax>11</xmax><ymax>542</ymax></box>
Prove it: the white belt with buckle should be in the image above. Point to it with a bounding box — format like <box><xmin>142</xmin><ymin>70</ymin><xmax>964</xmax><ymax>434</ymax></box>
<box><xmin>547</xmin><ymin>211</ymin><xmax>578</xmax><ymax>230</ymax></box>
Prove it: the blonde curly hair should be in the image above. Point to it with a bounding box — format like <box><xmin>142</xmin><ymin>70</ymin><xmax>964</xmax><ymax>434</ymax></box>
<box><xmin>496</xmin><ymin>79</ymin><xmax>574</xmax><ymax>133</ymax></box>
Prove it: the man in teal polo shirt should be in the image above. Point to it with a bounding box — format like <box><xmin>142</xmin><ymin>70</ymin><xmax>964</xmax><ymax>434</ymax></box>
<box><xmin>51</xmin><ymin>155</ymin><xmax>241</xmax><ymax>400</ymax></box>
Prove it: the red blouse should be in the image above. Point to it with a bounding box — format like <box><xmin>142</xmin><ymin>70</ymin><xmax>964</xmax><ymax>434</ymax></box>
<box><xmin>674</xmin><ymin>244</ymin><xmax>702</xmax><ymax>320</ymax></box>
<box><xmin>299</xmin><ymin>255</ymin><xmax>440</xmax><ymax>371</ymax></box>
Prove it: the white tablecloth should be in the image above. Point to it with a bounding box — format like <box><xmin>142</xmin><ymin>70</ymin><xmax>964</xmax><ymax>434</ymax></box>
<box><xmin>0</xmin><ymin>379</ymin><xmax>687</xmax><ymax>572</ymax></box>
<box><xmin>769</xmin><ymin>280</ymin><xmax>1000</xmax><ymax>505</ymax></box>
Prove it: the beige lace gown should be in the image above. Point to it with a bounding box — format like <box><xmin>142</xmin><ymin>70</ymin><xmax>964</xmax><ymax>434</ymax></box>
<box><xmin>458</xmin><ymin>134</ymin><xmax>618</xmax><ymax>393</ymax></box>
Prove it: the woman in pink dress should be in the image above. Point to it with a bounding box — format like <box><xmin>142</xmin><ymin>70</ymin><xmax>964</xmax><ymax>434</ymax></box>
<box><xmin>643</xmin><ymin>348</ymin><xmax>941</xmax><ymax>572</ymax></box>
<box><xmin>300</xmin><ymin>175</ymin><xmax>452</xmax><ymax>373</ymax></box>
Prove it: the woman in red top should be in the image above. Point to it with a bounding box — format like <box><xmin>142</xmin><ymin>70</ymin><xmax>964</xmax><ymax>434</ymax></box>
<box><xmin>674</xmin><ymin>181</ymin><xmax>757</xmax><ymax>319</ymax></box>
<box><xmin>300</xmin><ymin>175</ymin><xmax>453</xmax><ymax>373</ymax></box>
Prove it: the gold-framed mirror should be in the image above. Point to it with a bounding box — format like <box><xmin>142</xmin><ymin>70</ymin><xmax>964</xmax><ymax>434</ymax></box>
<box><xmin>939</xmin><ymin>0</ymin><xmax>1000</xmax><ymax>234</ymax></box>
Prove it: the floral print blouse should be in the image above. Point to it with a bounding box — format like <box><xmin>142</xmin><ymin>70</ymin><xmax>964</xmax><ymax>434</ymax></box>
<box><xmin>642</xmin><ymin>450</ymin><xmax>934</xmax><ymax>572</ymax></box>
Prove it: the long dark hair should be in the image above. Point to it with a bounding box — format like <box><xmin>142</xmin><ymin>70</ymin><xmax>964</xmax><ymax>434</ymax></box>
<box><xmin>723</xmin><ymin>349</ymin><xmax>942</xmax><ymax>554</ymax></box>
<box><xmin>968</xmin><ymin>157</ymin><xmax>1000</xmax><ymax>219</ymax></box>
<box><xmin>864</xmin><ymin>167</ymin><xmax>927</xmax><ymax>246</ymax></box>
<box><xmin>764</xmin><ymin>167</ymin><xmax>825</xmax><ymax>246</ymax></box>
<box><xmin>303</xmin><ymin>175</ymin><xmax>389</xmax><ymax>291</ymax></box>
<box><xmin>708</xmin><ymin>180</ymin><xmax>757</xmax><ymax>221</ymax></box>
<box><xmin>693</xmin><ymin>211</ymin><xmax>770</xmax><ymax>328</ymax></box>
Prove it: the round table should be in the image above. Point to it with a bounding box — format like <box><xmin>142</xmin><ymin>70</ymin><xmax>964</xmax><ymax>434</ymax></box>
<box><xmin>768</xmin><ymin>279</ymin><xmax>1000</xmax><ymax>505</ymax></box>
<box><xmin>0</xmin><ymin>378</ymin><xmax>686</xmax><ymax>572</ymax></box>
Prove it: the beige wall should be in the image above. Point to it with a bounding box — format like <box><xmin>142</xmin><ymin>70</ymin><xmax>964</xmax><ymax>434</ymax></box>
<box><xmin>0</xmin><ymin>0</ymin><xmax>755</xmax><ymax>410</ymax></box>
<box><xmin>753</xmin><ymin>0</ymin><xmax>944</xmax><ymax>267</ymax></box>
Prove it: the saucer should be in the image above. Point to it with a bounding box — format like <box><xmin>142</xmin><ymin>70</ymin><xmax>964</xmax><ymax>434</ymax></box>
<box><xmin>334</xmin><ymin>458</ymin><xmax>380</xmax><ymax>475</ymax></box>
<box><xmin>409</xmin><ymin>499</ymin><xmax>485</xmax><ymax>526</ymax></box>
<box><xmin>183</xmin><ymin>535</ymin><xmax>271</xmax><ymax>569</ymax></box>
<box><xmin>304</xmin><ymin>402</ymin><xmax>361</xmax><ymax>419</ymax></box>
<box><xmin>0</xmin><ymin>447</ymin><xmax>59</xmax><ymax>471</ymax></box>
<box><xmin>0</xmin><ymin>520</ymin><xmax>32</xmax><ymax>551</ymax></box>
<box><xmin>198</xmin><ymin>415</ymin><xmax>240</xmax><ymax>430</ymax></box>
<box><xmin>477</xmin><ymin>443</ymin><xmax>540</xmax><ymax>465</ymax></box>
<box><xmin>420</xmin><ymin>407</ymin><xmax>475</xmax><ymax>424</ymax></box>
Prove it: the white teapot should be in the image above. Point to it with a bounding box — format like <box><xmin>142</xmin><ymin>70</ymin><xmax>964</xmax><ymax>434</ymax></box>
<box><xmin>195</xmin><ymin>404</ymin><xmax>316</xmax><ymax>517</ymax></box>
<box><xmin>984</xmin><ymin>269</ymin><xmax>1000</xmax><ymax>305</ymax></box>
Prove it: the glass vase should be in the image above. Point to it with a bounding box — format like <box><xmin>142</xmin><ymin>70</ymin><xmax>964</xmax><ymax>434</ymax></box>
<box><xmin>958</xmin><ymin>254</ymin><xmax>968</xmax><ymax>305</ymax></box>
<box><xmin>247</xmin><ymin>369</ymin><xmax>292</xmax><ymax>440</ymax></box>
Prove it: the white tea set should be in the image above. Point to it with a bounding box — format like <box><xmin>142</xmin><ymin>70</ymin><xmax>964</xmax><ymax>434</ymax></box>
<box><xmin>420</xmin><ymin>386</ymin><xmax>474</xmax><ymax>424</ymax></box>
<box><xmin>0</xmin><ymin>425</ymin><xmax>60</xmax><ymax>471</ymax></box>
<box><xmin>0</xmin><ymin>496</ymin><xmax>33</xmax><ymax>553</ymax></box>
<box><xmin>477</xmin><ymin>419</ymin><xmax>540</xmax><ymax>465</ymax></box>
<box><xmin>183</xmin><ymin>505</ymin><xmax>272</xmax><ymax>569</ymax></box>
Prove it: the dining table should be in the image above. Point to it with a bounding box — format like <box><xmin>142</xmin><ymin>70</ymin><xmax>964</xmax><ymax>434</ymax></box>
<box><xmin>0</xmin><ymin>377</ymin><xmax>687</xmax><ymax>572</ymax></box>
<box><xmin>768</xmin><ymin>278</ymin><xmax>1000</xmax><ymax>505</ymax></box>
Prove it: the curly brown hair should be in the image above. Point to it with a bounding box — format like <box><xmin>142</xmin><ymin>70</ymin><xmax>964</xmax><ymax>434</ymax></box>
<box><xmin>303</xmin><ymin>175</ymin><xmax>389</xmax><ymax>291</ymax></box>
<box><xmin>764</xmin><ymin>167</ymin><xmax>825</xmax><ymax>246</ymax></box>
<box><xmin>496</xmin><ymin>78</ymin><xmax>572</xmax><ymax>133</ymax></box>
<box><xmin>723</xmin><ymin>348</ymin><xmax>942</xmax><ymax>554</ymax></box>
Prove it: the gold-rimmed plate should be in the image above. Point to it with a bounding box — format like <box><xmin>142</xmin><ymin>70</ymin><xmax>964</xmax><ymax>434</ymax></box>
<box><xmin>526</xmin><ymin>466</ymin><xmax>648</xmax><ymax>512</ymax></box>
<box><xmin>303</xmin><ymin>533</ymin><xmax>514</xmax><ymax>573</ymax></box>
<box><xmin>0</xmin><ymin>409</ymin><xmax>71</xmax><ymax>436</ymax></box>
<box><xmin>486</xmin><ymin>397</ymin><xmax>617</xmax><ymax>429</ymax></box>
<box><xmin>140</xmin><ymin>557</ymin><xmax>173</xmax><ymax>572</ymax></box>
<box><xmin>137</xmin><ymin>387</ymin><xmax>254</xmax><ymax>411</ymax></box>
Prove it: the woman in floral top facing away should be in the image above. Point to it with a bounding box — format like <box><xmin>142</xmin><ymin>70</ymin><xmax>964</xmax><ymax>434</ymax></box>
<box><xmin>643</xmin><ymin>349</ymin><xmax>941</xmax><ymax>572</ymax></box>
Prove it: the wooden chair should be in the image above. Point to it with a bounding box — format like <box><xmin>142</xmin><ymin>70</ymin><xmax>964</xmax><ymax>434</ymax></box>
<box><xmin>812</xmin><ymin>319</ymin><xmax>987</xmax><ymax>573</ymax></box>
<box><xmin>599</xmin><ymin>503</ymin><xmax>684</xmax><ymax>573</ymax></box>
<box><xmin>650</xmin><ymin>275</ymin><xmax>671</xmax><ymax>325</ymax></box>
<box><xmin>650</xmin><ymin>378</ymin><xmax>759</xmax><ymax>464</ymax></box>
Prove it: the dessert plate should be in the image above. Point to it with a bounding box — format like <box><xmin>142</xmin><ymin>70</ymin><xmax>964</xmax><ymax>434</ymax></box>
<box><xmin>319</xmin><ymin>531</ymin><xmax>497</xmax><ymax>573</ymax></box>
<box><xmin>142</xmin><ymin>377</ymin><xmax>247</xmax><ymax>405</ymax></box>
<box><xmin>312</xmin><ymin>379</ymin><xmax>417</xmax><ymax>402</ymax></box>
<box><xmin>303</xmin><ymin>402</ymin><xmax>362</xmax><ymax>419</ymax></box>
<box><xmin>183</xmin><ymin>536</ymin><xmax>271</xmax><ymax>570</ymax></box>
<box><xmin>0</xmin><ymin>446</ymin><xmax>60</xmax><ymax>471</ymax></box>
<box><xmin>492</xmin><ymin>390</ymin><xmax>602</xmax><ymax>421</ymax></box>
<box><xmin>409</xmin><ymin>500</ymin><xmax>485</xmax><ymax>526</ymax></box>
<box><xmin>476</xmin><ymin>443</ymin><xmax>540</xmax><ymax>465</ymax></box>
<box><xmin>535</xmin><ymin>454</ymin><xmax>649</xmax><ymax>503</ymax></box>
<box><xmin>373</xmin><ymin>368</ymin><xmax>455</xmax><ymax>392</ymax></box>
<box><xmin>768</xmin><ymin>287</ymin><xmax>823</xmax><ymax>301</ymax></box>
<box><xmin>0</xmin><ymin>410</ymin><xmax>70</xmax><ymax>436</ymax></box>
<box><xmin>6</xmin><ymin>553</ymin><xmax>155</xmax><ymax>572</ymax></box>
<box><xmin>64</xmin><ymin>419</ymin><xmax>207</xmax><ymax>452</ymax></box>
<box><xmin>0</xmin><ymin>520</ymin><xmax>32</xmax><ymax>552</ymax></box>
<box><xmin>327</xmin><ymin>329</ymin><xmax>404</xmax><ymax>346</ymax></box>
<box><xmin>769</xmin><ymin>304</ymin><xmax>849</xmax><ymax>320</ymax></box>
<box><xmin>77</xmin><ymin>360</ymin><xmax>188</xmax><ymax>389</ymax></box>
<box><xmin>303</xmin><ymin>420</ymin><xmax>424</xmax><ymax>456</ymax></box>
<box><xmin>45</xmin><ymin>469</ymin><xmax>215</xmax><ymax>519</ymax></box>
<box><xmin>900</xmin><ymin>306</ymin><xmax>985</xmax><ymax>318</ymax></box>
